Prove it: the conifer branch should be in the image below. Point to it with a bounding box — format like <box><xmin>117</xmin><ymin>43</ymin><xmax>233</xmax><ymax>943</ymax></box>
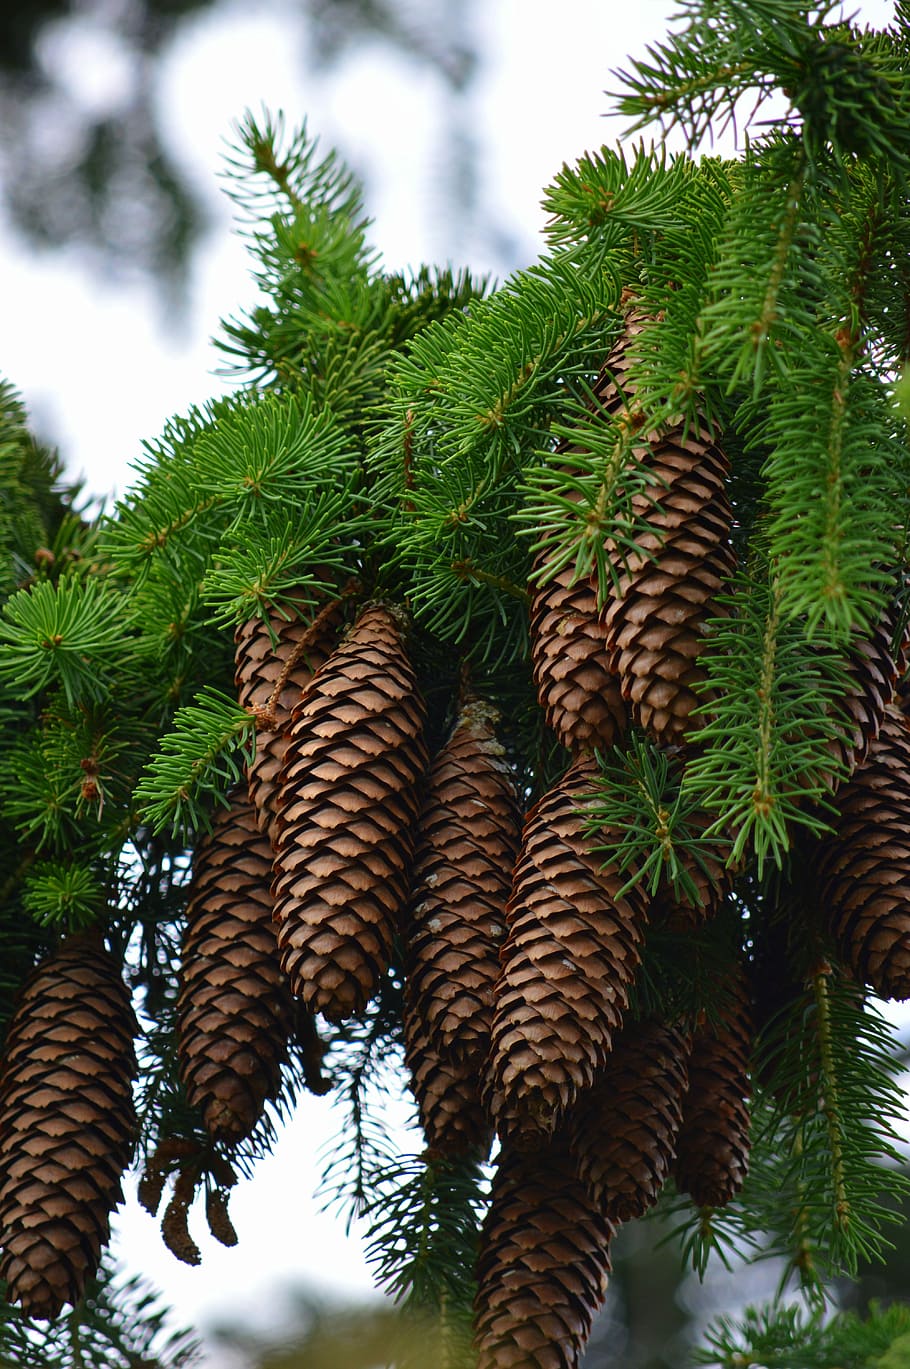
<box><xmin>134</xmin><ymin>688</ymin><xmax>255</xmax><ymax>837</ymax></box>
<box><xmin>583</xmin><ymin>734</ymin><xmax>727</xmax><ymax>903</ymax></box>
<box><xmin>681</xmin><ymin>568</ymin><xmax>852</xmax><ymax>872</ymax></box>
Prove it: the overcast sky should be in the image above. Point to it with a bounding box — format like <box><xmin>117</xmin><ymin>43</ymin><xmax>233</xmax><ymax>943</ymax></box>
<box><xmin>0</xmin><ymin>1</ymin><xmax>899</xmax><ymax>1363</ymax></box>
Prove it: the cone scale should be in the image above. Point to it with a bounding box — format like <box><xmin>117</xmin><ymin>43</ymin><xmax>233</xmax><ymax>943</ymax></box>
<box><xmin>404</xmin><ymin>697</ymin><xmax>522</xmax><ymax>1064</ymax></box>
<box><xmin>567</xmin><ymin>1019</ymin><xmax>691</xmax><ymax>1224</ymax></box>
<box><xmin>403</xmin><ymin>697</ymin><xmax>519</xmax><ymax>1155</ymax></box>
<box><xmin>673</xmin><ymin>961</ymin><xmax>752</xmax><ymax>1209</ymax></box>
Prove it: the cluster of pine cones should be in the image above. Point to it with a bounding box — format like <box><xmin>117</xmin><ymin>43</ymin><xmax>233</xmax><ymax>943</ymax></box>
<box><xmin>1</xmin><ymin>315</ymin><xmax>910</xmax><ymax>1369</ymax></box>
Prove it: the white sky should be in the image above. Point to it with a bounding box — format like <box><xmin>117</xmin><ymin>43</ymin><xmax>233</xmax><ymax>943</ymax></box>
<box><xmin>0</xmin><ymin>0</ymin><xmax>899</xmax><ymax>1362</ymax></box>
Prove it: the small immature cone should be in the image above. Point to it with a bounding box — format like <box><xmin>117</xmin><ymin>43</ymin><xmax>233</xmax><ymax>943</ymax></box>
<box><xmin>530</xmin><ymin>557</ymin><xmax>627</xmax><ymax>754</ymax></box>
<box><xmin>567</xmin><ymin>1020</ymin><xmax>691</xmax><ymax>1224</ymax></box>
<box><xmin>0</xmin><ymin>936</ymin><xmax>138</xmax><ymax>1319</ymax></box>
<box><xmin>474</xmin><ymin>1136</ymin><xmax>614</xmax><ymax>1369</ymax></box>
<box><xmin>674</xmin><ymin>963</ymin><xmax>752</xmax><ymax>1209</ymax></box>
<box><xmin>234</xmin><ymin>595</ymin><xmax>343</xmax><ymax>846</ymax></box>
<box><xmin>810</xmin><ymin>702</ymin><xmax>910</xmax><ymax>998</ymax></box>
<box><xmin>272</xmin><ymin>602</ymin><xmax>428</xmax><ymax>1021</ymax></box>
<box><xmin>404</xmin><ymin>698</ymin><xmax>522</xmax><ymax>1064</ymax></box>
<box><xmin>486</xmin><ymin>755</ymin><xmax>648</xmax><ymax>1144</ymax></box>
<box><xmin>177</xmin><ymin>792</ymin><xmax>293</xmax><ymax>1143</ymax></box>
<box><xmin>596</xmin><ymin>313</ymin><xmax>736</xmax><ymax>746</ymax></box>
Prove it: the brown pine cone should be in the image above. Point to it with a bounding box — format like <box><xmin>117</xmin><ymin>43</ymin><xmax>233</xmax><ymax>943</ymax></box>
<box><xmin>673</xmin><ymin>961</ymin><xmax>752</xmax><ymax>1208</ymax></box>
<box><xmin>403</xmin><ymin>1012</ymin><xmax>493</xmax><ymax>1158</ymax></box>
<box><xmin>0</xmin><ymin>935</ymin><xmax>138</xmax><ymax>1319</ymax></box>
<box><xmin>810</xmin><ymin>702</ymin><xmax>910</xmax><ymax>997</ymax></box>
<box><xmin>594</xmin><ymin>311</ymin><xmax>736</xmax><ymax>746</ymax></box>
<box><xmin>234</xmin><ymin>595</ymin><xmax>343</xmax><ymax>845</ymax></box>
<box><xmin>404</xmin><ymin>698</ymin><xmax>521</xmax><ymax>1066</ymax></box>
<box><xmin>177</xmin><ymin>791</ymin><xmax>293</xmax><ymax>1143</ymax></box>
<box><xmin>272</xmin><ymin>602</ymin><xmax>428</xmax><ymax>1021</ymax></box>
<box><xmin>832</xmin><ymin>610</ymin><xmax>902</xmax><ymax>780</ymax></box>
<box><xmin>567</xmin><ymin>1019</ymin><xmax>691</xmax><ymax>1224</ymax></box>
<box><xmin>474</xmin><ymin>1135</ymin><xmax>614</xmax><ymax>1369</ymax></box>
<box><xmin>530</xmin><ymin>558</ymin><xmax>627</xmax><ymax>755</ymax></box>
<box><xmin>486</xmin><ymin>755</ymin><xmax>648</xmax><ymax>1144</ymax></box>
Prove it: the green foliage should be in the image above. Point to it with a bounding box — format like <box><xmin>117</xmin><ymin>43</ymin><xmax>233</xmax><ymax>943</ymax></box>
<box><xmin>20</xmin><ymin>859</ymin><xmax>106</xmax><ymax>930</ymax></box>
<box><xmin>748</xmin><ymin>970</ymin><xmax>910</xmax><ymax>1291</ymax></box>
<box><xmin>361</xmin><ymin>1152</ymin><xmax>486</xmax><ymax>1363</ymax></box>
<box><xmin>583</xmin><ymin>732</ymin><xmax>729</xmax><ymax>904</ymax></box>
<box><xmin>134</xmin><ymin>687</ymin><xmax>255</xmax><ymax>838</ymax></box>
<box><xmin>680</xmin><ymin>565</ymin><xmax>853</xmax><ymax>873</ymax></box>
<box><xmin>6</xmin><ymin>9</ymin><xmax>910</xmax><ymax>1365</ymax></box>
<box><xmin>695</xmin><ymin>1299</ymin><xmax>910</xmax><ymax>1368</ymax></box>
<box><xmin>612</xmin><ymin>0</ymin><xmax>910</xmax><ymax>172</ymax></box>
<box><xmin>0</xmin><ymin>577</ymin><xmax>125</xmax><ymax>706</ymax></box>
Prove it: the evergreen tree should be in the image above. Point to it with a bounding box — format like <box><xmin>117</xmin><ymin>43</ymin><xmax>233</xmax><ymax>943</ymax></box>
<box><xmin>3</xmin><ymin>3</ymin><xmax>910</xmax><ymax>1365</ymax></box>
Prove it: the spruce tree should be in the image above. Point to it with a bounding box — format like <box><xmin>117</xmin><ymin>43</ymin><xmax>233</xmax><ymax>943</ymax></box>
<box><xmin>3</xmin><ymin>3</ymin><xmax>910</xmax><ymax>1365</ymax></box>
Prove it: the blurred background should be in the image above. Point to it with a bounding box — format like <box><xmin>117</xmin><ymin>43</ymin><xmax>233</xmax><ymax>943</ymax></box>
<box><xmin>0</xmin><ymin>1</ymin><xmax>903</xmax><ymax>1365</ymax></box>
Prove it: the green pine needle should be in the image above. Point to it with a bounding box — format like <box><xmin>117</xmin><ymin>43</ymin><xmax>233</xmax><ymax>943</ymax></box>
<box><xmin>135</xmin><ymin>687</ymin><xmax>255</xmax><ymax>837</ymax></box>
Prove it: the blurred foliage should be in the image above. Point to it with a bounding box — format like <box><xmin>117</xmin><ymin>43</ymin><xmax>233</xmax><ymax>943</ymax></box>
<box><xmin>213</xmin><ymin>1291</ymin><xmax>461</xmax><ymax>1369</ymax></box>
<box><xmin>0</xmin><ymin>0</ymin><xmax>481</xmax><ymax>293</ymax></box>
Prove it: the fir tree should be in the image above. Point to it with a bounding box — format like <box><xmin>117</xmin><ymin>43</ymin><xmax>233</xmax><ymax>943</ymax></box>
<box><xmin>3</xmin><ymin>4</ymin><xmax>910</xmax><ymax>1365</ymax></box>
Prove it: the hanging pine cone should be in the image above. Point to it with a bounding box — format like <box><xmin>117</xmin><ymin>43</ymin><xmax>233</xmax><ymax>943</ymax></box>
<box><xmin>473</xmin><ymin>1135</ymin><xmax>614</xmax><ymax>1369</ymax></box>
<box><xmin>404</xmin><ymin>697</ymin><xmax>521</xmax><ymax>1065</ymax></box>
<box><xmin>528</xmin><ymin>338</ymin><xmax>642</xmax><ymax>756</ymax></box>
<box><xmin>0</xmin><ymin>935</ymin><xmax>137</xmax><ymax>1319</ymax></box>
<box><xmin>567</xmin><ymin>1019</ymin><xmax>691</xmax><ymax>1225</ymax></box>
<box><xmin>234</xmin><ymin>594</ymin><xmax>343</xmax><ymax>845</ymax></box>
<box><xmin>815</xmin><ymin>598</ymin><xmax>907</xmax><ymax>793</ymax></box>
<box><xmin>272</xmin><ymin>602</ymin><xmax>428</xmax><ymax>1021</ymax></box>
<box><xmin>673</xmin><ymin>960</ymin><xmax>752</xmax><ymax>1208</ymax></box>
<box><xmin>403</xmin><ymin>1013</ymin><xmax>493</xmax><ymax>1158</ymax></box>
<box><xmin>177</xmin><ymin>791</ymin><xmax>294</xmax><ymax>1144</ymax></box>
<box><xmin>530</xmin><ymin>558</ymin><xmax>627</xmax><ymax>755</ymax></box>
<box><xmin>810</xmin><ymin>702</ymin><xmax>910</xmax><ymax>998</ymax></box>
<box><xmin>486</xmin><ymin>755</ymin><xmax>648</xmax><ymax>1144</ymax></box>
<box><xmin>595</xmin><ymin>312</ymin><xmax>736</xmax><ymax>747</ymax></box>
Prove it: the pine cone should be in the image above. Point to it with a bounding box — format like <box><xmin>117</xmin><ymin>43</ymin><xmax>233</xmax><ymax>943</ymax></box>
<box><xmin>0</xmin><ymin>935</ymin><xmax>137</xmax><ymax>1319</ymax></box>
<box><xmin>596</xmin><ymin>314</ymin><xmax>736</xmax><ymax>746</ymax></box>
<box><xmin>404</xmin><ymin>698</ymin><xmax>521</xmax><ymax>1065</ymax></box>
<box><xmin>473</xmin><ymin>1136</ymin><xmax>614</xmax><ymax>1369</ymax></box>
<box><xmin>403</xmin><ymin>1011</ymin><xmax>493</xmax><ymax>1158</ymax></box>
<box><xmin>673</xmin><ymin>962</ymin><xmax>752</xmax><ymax>1208</ymax></box>
<box><xmin>272</xmin><ymin>602</ymin><xmax>428</xmax><ymax>1021</ymax></box>
<box><xmin>567</xmin><ymin>1019</ymin><xmax>691</xmax><ymax>1224</ymax></box>
<box><xmin>486</xmin><ymin>755</ymin><xmax>648</xmax><ymax>1144</ymax></box>
<box><xmin>234</xmin><ymin>595</ymin><xmax>343</xmax><ymax>845</ymax></box>
<box><xmin>177</xmin><ymin>792</ymin><xmax>293</xmax><ymax>1143</ymax></box>
<box><xmin>809</xmin><ymin>598</ymin><xmax>907</xmax><ymax>795</ymax></box>
<box><xmin>810</xmin><ymin>702</ymin><xmax>910</xmax><ymax>997</ymax></box>
<box><xmin>530</xmin><ymin>559</ymin><xmax>627</xmax><ymax>754</ymax></box>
